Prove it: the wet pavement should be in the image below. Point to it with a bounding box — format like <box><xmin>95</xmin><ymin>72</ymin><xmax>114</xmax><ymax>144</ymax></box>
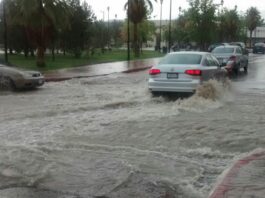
<box><xmin>209</xmin><ymin>149</ymin><xmax>265</xmax><ymax>198</ymax></box>
<box><xmin>44</xmin><ymin>58</ymin><xmax>161</xmax><ymax>81</ymax></box>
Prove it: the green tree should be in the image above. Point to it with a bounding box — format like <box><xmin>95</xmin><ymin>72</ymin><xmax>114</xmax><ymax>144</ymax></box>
<box><xmin>170</xmin><ymin>11</ymin><xmax>191</xmax><ymax>46</ymax></box>
<box><xmin>110</xmin><ymin>19</ymin><xmax>123</xmax><ymax>48</ymax></box>
<box><xmin>125</xmin><ymin>0</ymin><xmax>156</xmax><ymax>57</ymax></box>
<box><xmin>246</xmin><ymin>7</ymin><xmax>263</xmax><ymax>47</ymax></box>
<box><xmin>218</xmin><ymin>8</ymin><xmax>240</xmax><ymax>42</ymax></box>
<box><xmin>139</xmin><ymin>20</ymin><xmax>155</xmax><ymax>50</ymax></box>
<box><xmin>90</xmin><ymin>21</ymin><xmax>108</xmax><ymax>51</ymax></box>
<box><xmin>6</xmin><ymin>0</ymin><xmax>70</xmax><ymax>67</ymax></box>
<box><xmin>187</xmin><ymin>0</ymin><xmax>216</xmax><ymax>49</ymax></box>
<box><xmin>63</xmin><ymin>0</ymin><xmax>95</xmax><ymax>58</ymax></box>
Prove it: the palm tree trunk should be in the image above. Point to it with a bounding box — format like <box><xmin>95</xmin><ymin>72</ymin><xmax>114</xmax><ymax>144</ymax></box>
<box><xmin>250</xmin><ymin>31</ymin><xmax>253</xmax><ymax>48</ymax></box>
<box><xmin>133</xmin><ymin>23</ymin><xmax>140</xmax><ymax>57</ymax></box>
<box><xmin>36</xmin><ymin>0</ymin><xmax>46</xmax><ymax>67</ymax></box>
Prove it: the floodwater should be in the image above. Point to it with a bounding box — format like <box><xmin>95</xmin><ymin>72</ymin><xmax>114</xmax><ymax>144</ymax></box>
<box><xmin>0</xmin><ymin>54</ymin><xmax>265</xmax><ymax>198</ymax></box>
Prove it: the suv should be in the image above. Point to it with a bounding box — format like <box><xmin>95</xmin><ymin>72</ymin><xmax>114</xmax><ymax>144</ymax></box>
<box><xmin>253</xmin><ymin>43</ymin><xmax>265</xmax><ymax>54</ymax></box>
<box><xmin>212</xmin><ymin>45</ymin><xmax>249</xmax><ymax>74</ymax></box>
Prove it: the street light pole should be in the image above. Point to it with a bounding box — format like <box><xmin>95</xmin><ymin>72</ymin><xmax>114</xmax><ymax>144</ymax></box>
<box><xmin>101</xmin><ymin>10</ymin><xmax>105</xmax><ymax>21</ymax></box>
<box><xmin>168</xmin><ymin>0</ymin><xmax>172</xmax><ymax>53</ymax></box>
<box><xmin>3</xmin><ymin>0</ymin><xmax>8</xmax><ymax>63</ymax></box>
<box><xmin>127</xmin><ymin>0</ymin><xmax>130</xmax><ymax>61</ymax></box>
<box><xmin>159</xmin><ymin>0</ymin><xmax>163</xmax><ymax>52</ymax></box>
<box><xmin>107</xmin><ymin>6</ymin><xmax>110</xmax><ymax>50</ymax></box>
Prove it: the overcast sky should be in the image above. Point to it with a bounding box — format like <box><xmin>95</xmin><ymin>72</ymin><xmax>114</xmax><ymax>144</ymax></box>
<box><xmin>85</xmin><ymin>0</ymin><xmax>265</xmax><ymax>21</ymax></box>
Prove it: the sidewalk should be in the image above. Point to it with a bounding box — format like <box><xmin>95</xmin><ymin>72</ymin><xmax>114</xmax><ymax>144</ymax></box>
<box><xmin>209</xmin><ymin>149</ymin><xmax>265</xmax><ymax>198</ymax></box>
<box><xmin>43</xmin><ymin>58</ymin><xmax>161</xmax><ymax>82</ymax></box>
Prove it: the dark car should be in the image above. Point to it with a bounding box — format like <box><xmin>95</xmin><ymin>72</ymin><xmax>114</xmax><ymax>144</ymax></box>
<box><xmin>212</xmin><ymin>45</ymin><xmax>249</xmax><ymax>74</ymax></box>
<box><xmin>253</xmin><ymin>43</ymin><xmax>265</xmax><ymax>54</ymax></box>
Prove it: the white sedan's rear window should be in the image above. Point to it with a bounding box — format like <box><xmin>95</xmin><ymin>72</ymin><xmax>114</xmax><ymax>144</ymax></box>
<box><xmin>159</xmin><ymin>54</ymin><xmax>202</xmax><ymax>65</ymax></box>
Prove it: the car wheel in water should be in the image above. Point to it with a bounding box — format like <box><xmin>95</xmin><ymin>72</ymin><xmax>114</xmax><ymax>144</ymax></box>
<box><xmin>244</xmin><ymin>60</ymin><xmax>248</xmax><ymax>74</ymax></box>
<box><xmin>151</xmin><ymin>91</ymin><xmax>161</xmax><ymax>97</ymax></box>
<box><xmin>244</xmin><ymin>66</ymin><xmax>248</xmax><ymax>74</ymax></box>
<box><xmin>233</xmin><ymin>65</ymin><xmax>239</xmax><ymax>76</ymax></box>
<box><xmin>0</xmin><ymin>77</ymin><xmax>16</xmax><ymax>91</ymax></box>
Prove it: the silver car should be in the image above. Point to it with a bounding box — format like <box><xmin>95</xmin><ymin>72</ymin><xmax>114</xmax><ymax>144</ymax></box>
<box><xmin>148</xmin><ymin>52</ymin><xmax>225</xmax><ymax>94</ymax></box>
<box><xmin>0</xmin><ymin>64</ymin><xmax>44</xmax><ymax>90</ymax></box>
<box><xmin>212</xmin><ymin>45</ymin><xmax>248</xmax><ymax>74</ymax></box>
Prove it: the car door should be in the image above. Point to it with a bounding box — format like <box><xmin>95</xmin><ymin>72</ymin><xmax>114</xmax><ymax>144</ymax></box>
<box><xmin>201</xmin><ymin>55</ymin><xmax>219</xmax><ymax>80</ymax></box>
<box><xmin>235</xmin><ymin>47</ymin><xmax>246</xmax><ymax>68</ymax></box>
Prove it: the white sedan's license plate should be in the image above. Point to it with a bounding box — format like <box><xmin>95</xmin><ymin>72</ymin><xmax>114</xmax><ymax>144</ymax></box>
<box><xmin>38</xmin><ymin>79</ymin><xmax>43</xmax><ymax>84</ymax></box>
<box><xmin>167</xmin><ymin>73</ymin><xmax>178</xmax><ymax>79</ymax></box>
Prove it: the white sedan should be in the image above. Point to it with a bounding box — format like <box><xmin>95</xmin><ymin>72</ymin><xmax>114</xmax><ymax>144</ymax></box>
<box><xmin>148</xmin><ymin>51</ymin><xmax>226</xmax><ymax>94</ymax></box>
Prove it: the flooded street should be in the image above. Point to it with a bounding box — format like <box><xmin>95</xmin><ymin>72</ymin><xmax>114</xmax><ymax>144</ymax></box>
<box><xmin>1</xmin><ymin>54</ymin><xmax>265</xmax><ymax>198</ymax></box>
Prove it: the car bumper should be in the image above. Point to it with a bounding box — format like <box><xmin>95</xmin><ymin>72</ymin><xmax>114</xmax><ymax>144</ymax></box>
<box><xmin>148</xmin><ymin>78</ymin><xmax>200</xmax><ymax>93</ymax></box>
<box><xmin>253</xmin><ymin>49</ymin><xmax>265</xmax><ymax>53</ymax></box>
<box><xmin>15</xmin><ymin>77</ymin><xmax>45</xmax><ymax>88</ymax></box>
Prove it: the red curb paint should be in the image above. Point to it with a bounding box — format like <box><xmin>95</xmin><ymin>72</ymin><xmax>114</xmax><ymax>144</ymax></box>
<box><xmin>45</xmin><ymin>77</ymin><xmax>72</xmax><ymax>82</ymax></box>
<box><xmin>208</xmin><ymin>150</ymin><xmax>265</xmax><ymax>198</ymax></box>
<box><xmin>44</xmin><ymin>66</ymin><xmax>152</xmax><ymax>82</ymax></box>
<box><xmin>122</xmin><ymin>66</ymin><xmax>152</xmax><ymax>73</ymax></box>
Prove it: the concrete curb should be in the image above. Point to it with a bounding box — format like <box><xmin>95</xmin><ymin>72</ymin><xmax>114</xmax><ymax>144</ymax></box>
<box><xmin>44</xmin><ymin>66</ymin><xmax>152</xmax><ymax>82</ymax></box>
<box><xmin>122</xmin><ymin>66</ymin><xmax>152</xmax><ymax>73</ymax></box>
<box><xmin>208</xmin><ymin>150</ymin><xmax>265</xmax><ymax>198</ymax></box>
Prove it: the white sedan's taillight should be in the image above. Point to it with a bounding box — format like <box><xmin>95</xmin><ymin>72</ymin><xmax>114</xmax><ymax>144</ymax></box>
<box><xmin>149</xmin><ymin>68</ymin><xmax>161</xmax><ymax>75</ymax></box>
<box><xmin>185</xmin><ymin>69</ymin><xmax>201</xmax><ymax>76</ymax></box>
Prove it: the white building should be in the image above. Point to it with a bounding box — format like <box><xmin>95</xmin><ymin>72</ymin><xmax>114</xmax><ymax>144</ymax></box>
<box><xmin>247</xmin><ymin>26</ymin><xmax>265</xmax><ymax>45</ymax></box>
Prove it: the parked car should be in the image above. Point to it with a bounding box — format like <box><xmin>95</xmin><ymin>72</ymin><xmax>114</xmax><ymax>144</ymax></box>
<box><xmin>229</xmin><ymin>42</ymin><xmax>246</xmax><ymax>49</ymax></box>
<box><xmin>211</xmin><ymin>45</ymin><xmax>248</xmax><ymax>74</ymax></box>
<box><xmin>230</xmin><ymin>42</ymin><xmax>249</xmax><ymax>55</ymax></box>
<box><xmin>148</xmin><ymin>51</ymin><xmax>226</xmax><ymax>94</ymax></box>
<box><xmin>253</xmin><ymin>43</ymin><xmax>265</xmax><ymax>54</ymax></box>
<box><xmin>208</xmin><ymin>43</ymin><xmax>229</xmax><ymax>52</ymax></box>
<box><xmin>0</xmin><ymin>64</ymin><xmax>44</xmax><ymax>90</ymax></box>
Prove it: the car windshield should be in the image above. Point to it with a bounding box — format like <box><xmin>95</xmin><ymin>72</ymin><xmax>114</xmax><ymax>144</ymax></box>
<box><xmin>159</xmin><ymin>54</ymin><xmax>202</xmax><ymax>65</ymax></box>
<box><xmin>212</xmin><ymin>47</ymin><xmax>234</xmax><ymax>53</ymax></box>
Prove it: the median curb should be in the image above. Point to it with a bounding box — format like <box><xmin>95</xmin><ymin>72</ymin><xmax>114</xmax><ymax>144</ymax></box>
<box><xmin>44</xmin><ymin>66</ymin><xmax>152</xmax><ymax>82</ymax></box>
<box><xmin>122</xmin><ymin>66</ymin><xmax>152</xmax><ymax>73</ymax></box>
<box><xmin>208</xmin><ymin>150</ymin><xmax>265</xmax><ymax>198</ymax></box>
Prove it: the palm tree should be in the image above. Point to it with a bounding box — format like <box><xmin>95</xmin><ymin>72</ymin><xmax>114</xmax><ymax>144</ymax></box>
<box><xmin>6</xmin><ymin>0</ymin><xmax>70</xmax><ymax>67</ymax></box>
<box><xmin>125</xmin><ymin>0</ymin><xmax>156</xmax><ymax>57</ymax></box>
<box><xmin>246</xmin><ymin>7</ymin><xmax>263</xmax><ymax>47</ymax></box>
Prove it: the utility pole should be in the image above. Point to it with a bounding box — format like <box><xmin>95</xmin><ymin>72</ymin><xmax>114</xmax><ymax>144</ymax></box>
<box><xmin>100</xmin><ymin>10</ymin><xmax>105</xmax><ymax>51</ymax></box>
<box><xmin>159</xmin><ymin>0</ymin><xmax>163</xmax><ymax>52</ymax></box>
<box><xmin>107</xmin><ymin>6</ymin><xmax>110</xmax><ymax>50</ymax></box>
<box><xmin>168</xmin><ymin>0</ymin><xmax>172</xmax><ymax>53</ymax></box>
<box><xmin>101</xmin><ymin>10</ymin><xmax>105</xmax><ymax>21</ymax></box>
<box><xmin>127</xmin><ymin>0</ymin><xmax>130</xmax><ymax>61</ymax></box>
<box><xmin>3</xmin><ymin>0</ymin><xmax>8</xmax><ymax>63</ymax></box>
